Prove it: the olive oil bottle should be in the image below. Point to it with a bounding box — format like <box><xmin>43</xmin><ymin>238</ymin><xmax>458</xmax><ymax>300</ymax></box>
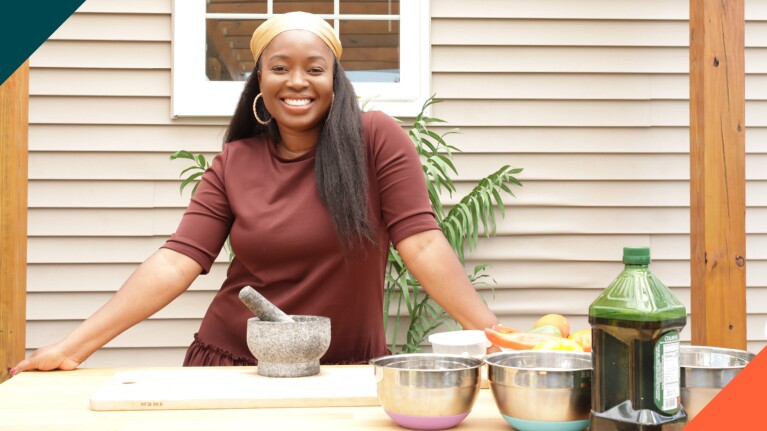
<box><xmin>589</xmin><ymin>247</ymin><xmax>687</xmax><ymax>430</ymax></box>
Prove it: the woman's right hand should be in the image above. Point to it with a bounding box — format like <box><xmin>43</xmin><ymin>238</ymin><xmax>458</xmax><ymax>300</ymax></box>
<box><xmin>11</xmin><ymin>342</ymin><xmax>82</xmax><ymax>376</ymax></box>
<box><xmin>10</xmin><ymin>249</ymin><xmax>201</xmax><ymax>377</ymax></box>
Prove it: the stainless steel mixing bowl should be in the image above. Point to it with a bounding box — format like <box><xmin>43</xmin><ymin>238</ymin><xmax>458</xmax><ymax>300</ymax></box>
<box><xmin>369</xmin><ymin>353</ymin><xmax>483</xmax><ymax>430</ymax></box>
<box><xmin>680</xmin><ymin>345</ymin><xmax>754</xmax><ymax>420</ymax></box>
<box><xmin>485</xmin><ymin>350</ymin><xmax>592</xmax><ymax>430</ymax></box>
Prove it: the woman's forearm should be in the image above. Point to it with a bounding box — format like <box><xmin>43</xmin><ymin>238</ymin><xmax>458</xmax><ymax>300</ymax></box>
<box><xmin>60</xmin><ymin>248</ymin><xmax>202</xmax><ymax>363</ymax></box>
<box><xmin>395</xmin><ymin>229</ymin><xmax>499</xmax><ymax>331</ymax></box>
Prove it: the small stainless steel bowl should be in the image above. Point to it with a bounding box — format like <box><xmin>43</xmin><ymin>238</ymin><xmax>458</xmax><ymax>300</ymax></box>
<box><xmin>370</xmin><ymin>353</ymin><xmax>483</xmax><ymax>430</ymax></box>
<box><xmin>680</xmin><ymin>345</ymin><xmax>754</xmax><ymax>420</ymax></box>
<box><xmin>485</xmin><ymin>350</ymin><xmax>592</xmax><ymax>431</ymax></box>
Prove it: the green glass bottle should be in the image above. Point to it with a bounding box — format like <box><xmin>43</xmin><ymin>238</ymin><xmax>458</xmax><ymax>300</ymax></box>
<box><xmin>589</xmin><ymin>247</ymin><xmax>688</xmax><ymax>430</ymax></box>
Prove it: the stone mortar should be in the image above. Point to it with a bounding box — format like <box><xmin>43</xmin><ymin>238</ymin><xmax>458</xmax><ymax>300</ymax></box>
<box><xmin>247</xmin><ymin>315</ymin><xmax>331</xmax><ymax>377</ymax></box>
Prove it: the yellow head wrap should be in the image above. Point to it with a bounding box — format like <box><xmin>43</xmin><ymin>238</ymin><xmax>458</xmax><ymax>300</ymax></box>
<box><xmin>250</xmin><ymin>12</ymin><xmax>342</xmax><ymax>63</ymax></box>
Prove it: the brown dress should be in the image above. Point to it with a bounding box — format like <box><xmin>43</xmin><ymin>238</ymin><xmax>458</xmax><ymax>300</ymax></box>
<box><xmin>162</xmin><ymin>110</ymin><xmax>439</xmax><ymax>365</ymax></box>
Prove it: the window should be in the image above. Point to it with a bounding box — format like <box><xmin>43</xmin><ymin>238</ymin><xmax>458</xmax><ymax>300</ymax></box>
<box><xmin>172</xmin><ymin>0</ymin><xmax>430</xmax><ymax>118</ymax></box>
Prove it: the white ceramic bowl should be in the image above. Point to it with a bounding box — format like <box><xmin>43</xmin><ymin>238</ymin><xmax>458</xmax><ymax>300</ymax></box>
<box><xmin>428</xmin><ymin>330</ymin><xmax>490</xmax><ymax>358</ymax></box>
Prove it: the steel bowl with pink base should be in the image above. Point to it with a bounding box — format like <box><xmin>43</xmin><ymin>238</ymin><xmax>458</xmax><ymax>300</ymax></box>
<box><xmin>370</xmin><ymin>354</ymin><xmax>483</xmax><ymax>430</ymax></box>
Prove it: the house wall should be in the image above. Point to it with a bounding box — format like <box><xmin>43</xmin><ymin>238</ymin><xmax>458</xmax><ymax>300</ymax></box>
<box><xmin>26</xmin><ymin>0</ymin><xmax>767</xmax><ymax>367</ymax></box>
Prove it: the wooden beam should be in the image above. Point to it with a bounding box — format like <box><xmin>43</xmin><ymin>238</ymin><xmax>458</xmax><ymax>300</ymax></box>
<box><xmin>215</xmin><ymin>20</ymin><xmax>399</xmax><ymax>37</ymax></box>
<box><xmin>689</xmin><ymin>0</ymin><xmax>746</xmax><ymax>349</ymax></box>
<box><xmin>206</xmin><ymin>20</ymin><xmax>246</xmax><ymax>80</ymax></box>
<box><xmin>228</xmin><ymin>34</ymin><xmax>400</xmax><ymax>50</ymax></box>
<box><xmin>232</xmin><ymin>46</ymin><xmax>399</xmax><ymax>62</ymax></box>
<box><xmin>0</xmin><ymin>61</ymin><xmax>29</xmax><ymax>382</ymax></box>
<box><xmin>208</xmin><ymin>1</ymin><xmax>401</xmax><ymax>15</ymax></box>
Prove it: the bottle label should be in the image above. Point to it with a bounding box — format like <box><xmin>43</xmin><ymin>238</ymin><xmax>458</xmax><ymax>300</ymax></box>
<box><xmin>654</xmin><ymin>330</ymin><xmax>681</xmax><ymax>413</ymax></box>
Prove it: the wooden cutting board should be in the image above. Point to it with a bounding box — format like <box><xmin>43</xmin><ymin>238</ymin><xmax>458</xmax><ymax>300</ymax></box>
<box><xmin>89</xmin><ymin>366</ymin><xmax>380</xmax><ymax>411</ymax></box>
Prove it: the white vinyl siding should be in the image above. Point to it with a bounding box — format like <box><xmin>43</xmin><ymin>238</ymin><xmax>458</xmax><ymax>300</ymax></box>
<box><xmin>25</xmin><ymin>0</ymin><xmax>767</xmax><ymax>367</ymax></box>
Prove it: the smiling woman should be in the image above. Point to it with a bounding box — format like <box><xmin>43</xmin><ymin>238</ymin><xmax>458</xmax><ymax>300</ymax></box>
<box><xmin>257</xmin><ymin>30</ymin><xmax>336</xmax><ymax>154</ymax></box>
<box><xmin>12</xmin><ymin>12</ymin><xmax>498</xmax><ymax>375</ymax></box>
<box><xmin>170</xmin><ymin>12</ymin><xmax>499</xmax><ymax>367</ymax></box>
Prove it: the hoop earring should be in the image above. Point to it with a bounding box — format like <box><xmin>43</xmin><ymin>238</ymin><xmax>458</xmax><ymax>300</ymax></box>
<box><xmin>252</xmin><ymin>93</ymin><xmax>272</xmax><ymax>125</ymax></box>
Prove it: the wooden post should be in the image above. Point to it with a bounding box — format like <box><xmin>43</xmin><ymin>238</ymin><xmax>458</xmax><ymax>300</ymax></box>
<box><xmin>689</xmin><ymin>0</ymin><xmax>747</xmax><ymax>349</ymax></box>
<box><xmin>0</xmin><ymin>61</ymin><xmax>29</xmax><ymax>382</ymax></box>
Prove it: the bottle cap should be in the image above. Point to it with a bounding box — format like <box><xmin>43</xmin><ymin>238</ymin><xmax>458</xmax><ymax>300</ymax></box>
<box><xmin>623</xmin><ymin>247</ymin><xmax>650</xmax><ymax>265</ymax></box>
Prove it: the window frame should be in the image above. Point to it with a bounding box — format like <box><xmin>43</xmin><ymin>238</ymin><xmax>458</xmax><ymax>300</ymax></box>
<box><xmin>171</xmin><ymin>1</ymin><xmax>431</xmax><ymax>118</ymax></box>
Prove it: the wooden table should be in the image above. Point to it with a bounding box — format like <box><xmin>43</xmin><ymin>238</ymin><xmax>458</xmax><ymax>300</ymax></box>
<box><xmin>0</xmin><ymin>366</ymin><xmax>513</xmax><ymax>431</ymax></box>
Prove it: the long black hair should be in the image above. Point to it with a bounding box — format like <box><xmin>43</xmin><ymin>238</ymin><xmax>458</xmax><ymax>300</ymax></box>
<box><xmin>224</xmin><ymin>59</ymin><xmax>373</xmax><ymax>251</ymax></box>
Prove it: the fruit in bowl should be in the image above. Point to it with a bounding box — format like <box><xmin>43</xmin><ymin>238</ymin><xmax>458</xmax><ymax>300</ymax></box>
<box><xmin>533</xmin><ymin>338</ymin><xmax>584</xmax><ymax>352</ymax></box>
<box><xmin>533</xmin><ymin>314</ymin><xmax>570</xmax><ymax>338</ymax></box>
<box><xmin>494</xmin><ymin>332</ymin><xmax>561</xmax><ymax>351</ymax></box>
<box><xmin>568</xmin><ymin>329</ymin><xmax>592</xmax><ymax>353</ymax></box>
<box><xmin>529</xmin><ymin>324</ymin><xmax>563</xmax><ymax>337</ymax></box>
<box><xmin>484</xmin><ymin>325</ymin><xmax>518</xmax><ymax>346</ymax></box>
<box><xmin>485</xmin><ymin>314</ymin><xmax>593</xmax><ymax>354</ymax></box>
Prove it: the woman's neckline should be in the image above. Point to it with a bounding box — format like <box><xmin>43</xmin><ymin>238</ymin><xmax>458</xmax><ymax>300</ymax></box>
<box><xmin>266</xmin><ymin>136</ymin><xmax>316</xmax><ymax>163</ymax></box>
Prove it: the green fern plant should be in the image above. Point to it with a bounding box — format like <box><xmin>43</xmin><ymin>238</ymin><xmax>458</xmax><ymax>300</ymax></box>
<box><xmin>170</xmin><ymin>95</ymin><xmax>523</xmax><ymax>354</ymax></box>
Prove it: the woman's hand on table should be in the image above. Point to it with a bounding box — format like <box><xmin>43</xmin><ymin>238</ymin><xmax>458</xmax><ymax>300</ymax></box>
<box><xmin>11</xmin><ymin>249</ymin><xmax>201</xmax><ymax>377</ymax></box>
<box><xmin>11</xmin><ymin>341</ymin><xmax>81</xmax><ymax>375</ymax></box>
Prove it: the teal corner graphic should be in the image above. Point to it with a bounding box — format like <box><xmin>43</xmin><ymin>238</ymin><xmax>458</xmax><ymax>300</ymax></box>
<box><xmin>1</xmin><ymin>1</ymin><xmax>85</xmax><ymax>85</ymax></box>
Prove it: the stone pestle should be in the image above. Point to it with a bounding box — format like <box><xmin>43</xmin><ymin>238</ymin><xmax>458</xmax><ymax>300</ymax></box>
<box><xmin>238</xmin><ymin>286</ymin><xmax>294</xmax><ymax>322</ymax></box>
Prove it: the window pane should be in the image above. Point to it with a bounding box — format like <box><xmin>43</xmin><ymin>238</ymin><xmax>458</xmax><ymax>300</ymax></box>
<box><xmin>274</xmin><ymin>0</ymin><xmax>333</xmax><ymax>14</ymax></box>
<box><xmin>206</xmin><ymin>19</ymin><xmax>264</xmax><ymax>81</ymax></box>
<box><xmin>340</xmin><ymin>0</ymin><xmax>399</xmax><ymax>15</ymax></box>
<box><xmin>339</xmin><ymin>19</ymin><xmax>399</xmax><ymax>83</ymax></box>
<box><xmin>204</xmin><ymin>1</ymin><xmax>401</xmax><ymax>83</ymax></box>
<box><xmin>207</xmin><ymin>0</ymin><xmax>267</xmax><ymax>14</ymax></box>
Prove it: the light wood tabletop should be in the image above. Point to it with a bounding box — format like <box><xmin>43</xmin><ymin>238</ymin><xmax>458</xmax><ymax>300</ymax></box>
<box><xmin>0</xmin><ymin>366</ymin><xmax>513</xmax><ymax>431</ymax></box>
